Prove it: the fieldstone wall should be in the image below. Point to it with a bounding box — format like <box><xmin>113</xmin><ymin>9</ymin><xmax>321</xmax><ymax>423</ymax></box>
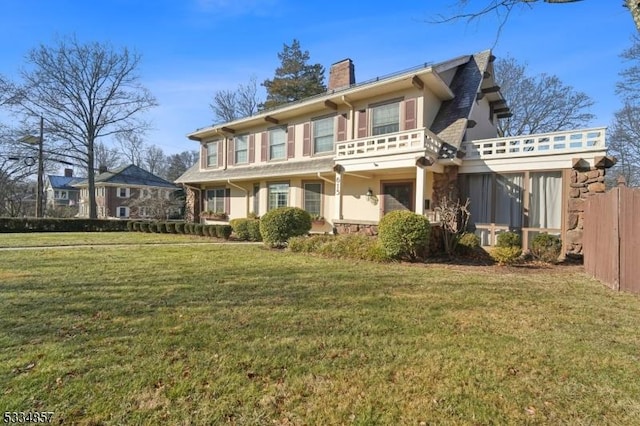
<box><xmin>333</xmin><ymin>222</ymin><xmax>378</xmax><ymax>236</ymax></box>
<box><xmin>566</xmin><ymin>167</ymin><xmax>607</xmax><ymax>255</ymax></box>
<box><xmin>184</xmin><ymin>186</ymin><xmax>200</xmax><ymax>223</ymax></box>
<box><xmin>432</xmin><ymin>166</ymin><xmax>460</xmax><ymax>208</ymax></box>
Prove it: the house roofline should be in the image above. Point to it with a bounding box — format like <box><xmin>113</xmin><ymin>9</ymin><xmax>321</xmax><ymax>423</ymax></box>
<box><xmin>187</xmin><ymin>52</ymin><xmax>490</xmax><ymax>141</ymax></box>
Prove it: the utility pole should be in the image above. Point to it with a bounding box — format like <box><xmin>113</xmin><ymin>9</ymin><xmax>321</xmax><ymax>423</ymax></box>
<box><xmin>35</xmin><ymin>116</ymin><xmax>44</xmax><ymax>218</ymax></box>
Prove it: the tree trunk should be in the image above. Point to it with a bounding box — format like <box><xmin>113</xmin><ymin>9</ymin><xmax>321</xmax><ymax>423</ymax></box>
<box><xmin>87</xmin><ymin>140</ymin><xmax>97</xmax><ymax>219</ymax></box>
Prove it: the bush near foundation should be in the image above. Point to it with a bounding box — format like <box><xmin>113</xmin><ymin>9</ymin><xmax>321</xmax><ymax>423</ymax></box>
<box><xmin>288</xmin><ymin>234</ymin><xmax>390</xmax><ymax>262</ymax></box>
<box><xmin>378</xmin><ymin>210</ymin><xmax>431</xmax><ymax>261</ymax></box>
<box><xmin>456</xmin><ymin>232</ymin><xmax>481</xmax><ymax>255</ymax></box>
<box><xmin>260</xmin><ymin>207</ymin><xmax>311</xmax><ymax>248</ymax></box>
<box><xmin>492</xmin><ymin>231</ymin><xmax>522</xmax><ymax>265</ymax></box>
<box><xmin>530</xmin><ymin>233</ymin><xmax>562</xmax><ymax>264</ymax></box>
<box><xmin>230</xmin><ymin>218</ymin><xmax>263</xmax><ymax>242</ymax></box>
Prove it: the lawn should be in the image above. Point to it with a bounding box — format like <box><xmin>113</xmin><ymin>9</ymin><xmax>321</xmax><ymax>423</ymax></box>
<box><xmin>1</xmin><ymin>234</ymin><xmax>639</xmax><ymax>424</ymax></box>
<box><xmin>0</xmin><ymin>232</ymin><xmax>217</xmax><ymax>248</ymax></box>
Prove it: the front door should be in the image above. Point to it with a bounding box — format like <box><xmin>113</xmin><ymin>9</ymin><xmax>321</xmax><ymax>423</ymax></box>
<box><xmin>382</xmin><ymin>182</ymin><xmax>413</xmax><ymax>215</ymax></box>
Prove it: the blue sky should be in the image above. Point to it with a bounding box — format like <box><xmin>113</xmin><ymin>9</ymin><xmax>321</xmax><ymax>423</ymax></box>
<box><xmin>0</xmin><ymin>1</ymin><xmax>635</xmax><ymax>157</ymax></box>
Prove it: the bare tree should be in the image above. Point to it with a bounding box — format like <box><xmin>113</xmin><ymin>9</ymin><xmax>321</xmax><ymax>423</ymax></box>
<box><xmin>608</xmin><ymin>104</ymin><xmax>640</xmax><ymax>187</ymax></box>
<box><xmin>433</xmin><ymin>1</ymin><xmax>638</xmax><ymax>35</ymax></box>
<box><xmin>143</xmin><ymin>145</ymin><xmax>166</xmax><ymax>176</ymax></box>
<box><xmin>12</xmin><ymin>36</ymin><xmax>157</xmax><ymax>219</ymax></box>
<box><xmin>94</xmin><ymin>141</ymin><xmax>122</xmax><ymax>171</ymax></box>
<box><xmin>210</xmin><ymin>75</ymin><xmax>261</xmax><ymax>123</ymax></box>
<box><xmin>495</xmin><ymin>56</ymin><xmax>594</xmax><ymax>136</ymax></box>
<box><xmin>115</xmin><ymin>131</ymin><xmax>146</xmax><ymax>166</ymax></box>
<box><xmin>165</xmin><ymin>150</ymin><xmax>198</xmax><ymax>182</ymax></box>
<box><xmin>127</xmin><ymin>188</ymin><xmax>181</xmax><ymax>220</ymax></box>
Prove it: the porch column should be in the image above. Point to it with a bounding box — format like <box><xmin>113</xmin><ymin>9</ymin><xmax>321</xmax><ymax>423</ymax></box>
<box><xmin>415</xmin><ymin>165</ymin><xmax>426</xmax><ymax>215</ymax></box>
<box><xmin>334</xmin><ymin>171</ymin><xmax>343</xmax><ymax>220</ymax></box>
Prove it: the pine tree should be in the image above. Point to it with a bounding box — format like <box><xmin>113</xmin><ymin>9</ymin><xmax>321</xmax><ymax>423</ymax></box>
<box><xmin>261</xmin><ymin>39</ymin><xmax>326</xmax><ymax>110</ymax></box>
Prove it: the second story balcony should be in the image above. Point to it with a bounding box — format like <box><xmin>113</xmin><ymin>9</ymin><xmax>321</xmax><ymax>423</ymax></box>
<box><xmin>334</xmin><ymin>128</ymin><xmax>443</xmax><ymax>162</ymax></box>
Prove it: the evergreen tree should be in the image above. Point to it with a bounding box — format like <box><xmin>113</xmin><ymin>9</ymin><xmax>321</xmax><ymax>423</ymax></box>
<box><xmin>261</xmin><ymin>39</ymin><xmax>326</xmax><ymax>110</ymax></box>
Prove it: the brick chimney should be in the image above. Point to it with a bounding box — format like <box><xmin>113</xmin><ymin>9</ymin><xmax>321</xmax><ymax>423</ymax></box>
<box><xmin>64</xmin><ymin>168</ymin><xmax>73</xmax><ymax>177</ymax></box>
<box><xmin>328</xmin><ymin>58</ymin><xmax>355</xmax><ymax>91</ymax></box>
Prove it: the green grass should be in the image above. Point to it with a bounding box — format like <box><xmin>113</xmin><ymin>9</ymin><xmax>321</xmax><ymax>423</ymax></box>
<box><xmin>1</xmin><ymin>234</ymin><xmax>640</xmax><ymax>424</ymax></box>
<box><xmin>0</xmin><ymin>232</ymin><xmax>218</xmax><ymax>248</ymax></box>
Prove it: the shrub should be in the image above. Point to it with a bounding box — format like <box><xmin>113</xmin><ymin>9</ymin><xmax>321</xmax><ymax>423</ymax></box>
<box><xmin>158</xmin><ymin>222</ymin><xmax>169</xmax><ymax>233</ymax></box>
<box><xmin>246</xmin><ymin>220</ymin><xmax>262</xmax><ymax>241</ymax></box>
<box><xmin>230</xmin><ymin>218</ymin><xmax>250</xmax><ymax>240</ymax></box>
<box><xmin>496</xmin><ymin>231</ymin><xmax>521</xmax><ymax>248</ymax></box>
<box><xmin>530</xmin><ymin>233</ymin><xmax>562</xmax><ymax>264</ymax></box>
<box><xmin>259</xmin><ymin>207</ymin><xmax>312</xmax><ymax>247</ymax></box>
<box><xmin>185</xmin><ymin>223</ymin><xmax>194</xmax><ymax>234</ymax></box>
<box><xmin>216</xmin><ymin>225</ymin><xmax>232</xmax><ymax>240</ymax></box>
<box><xmin>491</xmin><ymin>246</ymin><xmax>523</xmax><ymax>265</ymax></box>
<box><xmin>131</xmin><ymin>222</ymin><xmax>141</xmax><ymax>232</ymax></box>
<box><xmin>175</xmin><ymin>222</ymin><xmax>185</xmax><ymax>234</ymax></box>
<box><xmin>456</xmin><ymin>232</ymin><xmax>481</xmax><ymax>255</ymax></box>
<box><xmin>126</xmin><ymin>221</ymin><xmax>135</xmax><ymax>231</ymax></box>
<box><xmin>288</xmin><ymin>234</ymin><xmax>390</xmax><ymax>262</ymax></box>
<box><xmin>0</xmin><ymin>218</ymin><xmax>130</xmax><ymax>233</ymax></box>
<box><xmin>194</xmin><ymin>224</ymin><xmax>205</xmax><ymax>236</ymax></box>
<box><xmin>378</xmin><ymin>210</ymin><xmax>431</xmax><ymax>261</ymax></box>
<box><xmin>231</xmin><ymin>218</ymin><xmax>262</xmax><ymax>241</ymax></box>
<box><xmin>165</xmin><ymin>222</ymin><xmax>176</xmax><ymax>234</ymax></box>
<box><xmin>139</xmin><ymin>222</ymin><xmax>150</xmax><ymax>233</ymax></box>
<box><xmin>288</xmin><ymin>234</ymin><xmax>335</xmax><ymax>253</ymax></box>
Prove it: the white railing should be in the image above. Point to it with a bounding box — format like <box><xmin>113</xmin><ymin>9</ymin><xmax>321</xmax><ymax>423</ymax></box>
<box><xmin>461</xmin><ymin>127</ymin><xmax>606</xmax><ymax>160</ymax></box>
<box><xmin>335</xmin><ymin>128</ymin><xmax>443</xmax><ymax>160</ymax></box>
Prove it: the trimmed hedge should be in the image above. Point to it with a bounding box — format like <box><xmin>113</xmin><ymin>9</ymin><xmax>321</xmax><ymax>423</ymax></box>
<box><xmin>216</xmin><ymin>225</ymin><xmax>232</xmax><ymax>240</ymax></box>
<box><xmin>288</xmin><ymin>234</ymin><xmax>390</xmax><ymax>262</ymax></box>
<box><xmin>378</xmin><ymin>210</ymin><xmax>431</xmax><ymax>261</ymax></box>
<box><xmin>230</xmin><ymin>218</ymin><xmax>262</xmax><ymax>241</ymax></box>
<box><xmin>260</xmin><ymin>207</ymin><xmax>311</xmax><ymax>247</ymax></box>
<box><xmin>0</xmin><ymin>218</ymin><xmax>130</xmax><ymax>233</ymax></box>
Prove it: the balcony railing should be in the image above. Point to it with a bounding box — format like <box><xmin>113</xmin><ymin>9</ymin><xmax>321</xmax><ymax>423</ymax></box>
<box><xmin>461</xmin><ymin>127</ymin><xmax>606</xmax><ymax>160</ymax></box>
<box><xmin>335</xmin><ymin>128</ymin><xmax>443</xmax><ymax>160</ymax></box>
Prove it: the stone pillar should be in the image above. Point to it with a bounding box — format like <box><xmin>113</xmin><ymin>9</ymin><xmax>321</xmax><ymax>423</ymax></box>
<box><xmin>184</xmin><ymin>186</ymin><xmax>200</xmax><ymax>223</ymax></box>
<box><xmin>566</xmin><ymin>166</ymin><xmax>607</xmax><ymax>256</ymax></box>
<box><xmin>432</xmin><ymin>165</ymin><xmax>459</xmax><ymax>208</ymax></box>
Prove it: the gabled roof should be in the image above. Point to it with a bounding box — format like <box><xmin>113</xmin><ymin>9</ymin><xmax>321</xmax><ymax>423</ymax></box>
<box><xmin>47</xmin><ymin>175</ymin><xmax>83</xmax><ymax>191</ymax></box>
<box><xmin>73</xmin><ymin>164</ymin><xmax>177</xmax><ymax>188</ymax></box>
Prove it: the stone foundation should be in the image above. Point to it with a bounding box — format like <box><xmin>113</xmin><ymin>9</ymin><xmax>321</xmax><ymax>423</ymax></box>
<box><xmin>333</xmin><ymin>221</ymin><xmax>378</xmax><ymax>236</ymax></box>
<box><xmin>566</xmin><ymin>167</ymin><xmax>607</xmax><ymax>255</ymax></box>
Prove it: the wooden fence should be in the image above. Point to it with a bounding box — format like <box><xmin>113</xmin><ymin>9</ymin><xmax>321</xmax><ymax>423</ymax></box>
<box><xmin>584</xmin><ymin>184</ymin><xmax>640</xmax><ymax>293</ymax></box>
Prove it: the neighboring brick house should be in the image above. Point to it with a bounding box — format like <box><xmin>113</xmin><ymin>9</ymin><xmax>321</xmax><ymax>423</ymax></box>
<box><xmin>45</xmin><ymin>168</ymin><xmax>81</xmax><ymax>211</ymax></box>
<box><xmin>74</xmin><ymin>164</ymin><xmax>179</xmax><ymax>219</ymax></box>
<box><xmin>176</xmin><ymin>49</ymin><xmax>613</xmax><ymax>256</ymax></box>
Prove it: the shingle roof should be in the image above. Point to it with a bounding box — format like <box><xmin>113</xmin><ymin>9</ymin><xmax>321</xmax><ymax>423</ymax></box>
<box><xmin>73</xmin><ymin>164</ymin><xmax>177</xmax><ymax>188</ymax></box>
<box><xmin>47</xmin><ymin>175</ymin><xmax>83</xmax><ymax>191</ymax></box>
<box><xmin>175</xmin><ymin>157</ymin><xmax>335</xmax><ymax>184</ymax></box>
<box><xmin>431</xmin><ymin>50</ymin><xmax>492</xmax><ymax>148</ymax></box>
